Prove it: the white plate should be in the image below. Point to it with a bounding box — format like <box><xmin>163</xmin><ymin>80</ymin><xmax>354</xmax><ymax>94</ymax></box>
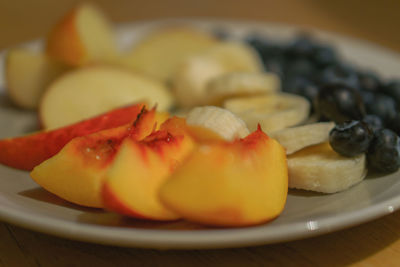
<box><xmin>0</xmin><ymin>20</ymin><xmax>400</xmax><ymax>249</ymax></box>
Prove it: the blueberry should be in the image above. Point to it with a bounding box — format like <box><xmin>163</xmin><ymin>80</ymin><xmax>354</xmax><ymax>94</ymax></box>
<box><xmin>312</xmin><ymin>45</ymin><xmax>338</xmax><ymax>68</ymax></box>
<box><xmin>285</xmin><ymin>33</ymin><xmax>315</xmax><ymax>59</ymax></box>
<box><xmin>264</xmin><ymin>57</ymin><xmax>287</xmax><ymax>79</ymax></box>
<box><xmin>314</xmin><ymin>83</ymin><xmax>366</xmax><ymax>123</ymax></box>
<box><xmin>329</xmin><ymin>120</ymin><xmax>374</xmax><ymax>157</ymax></box>
<box><xmin>284</xmin><ymin>58</ymin><xmax>315</xmax><ymax>79</ymax></box>
<box><xmin>358</xmin><ymin>71</ymin><xmax>382</xmax><ymax>92</ymax></box>
<box><xmin>245</xmin><ymin>35</ymin><xmax>268</xmax><ymax>53</ymax></box>
<box><xmin>367</xmin><ymin>128</ymin><xmax>400</xmax><ymax>173</ymax></box>
<box><xmin>387</xmin><ymin>113</ymin><xmax>400</xmax><ymax>136</ymax></box>
<box><xmin>381</xmin><ymin>80</ymin><xmax>400</xmax><ymax>105</ymax></box>
<box><xmin>364</xmin><ymin>93</ymin><xmax>397</xmax><ymax>125</ymax></box>
<box><xmin>363</xmin><ymin>114</ymin><xmax>383</xmax><ymax>133</ymax></box>
<box><xmin>283</xmin><ymin>76</ymin><xmax>319</xmax><ymax>106</ymax></box>
<box><xmin>360</xmin><ymin>90</ymin><xmax>374</xmax><ymax>106</ymax></box>
<box><xmin>319</xmin><ymin>64</ymin><xmax>360</xmax><ymax>89</ymax></box>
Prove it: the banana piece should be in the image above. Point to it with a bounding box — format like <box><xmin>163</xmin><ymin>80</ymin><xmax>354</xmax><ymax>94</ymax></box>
<box><xmin>270</xmin><ymin>122</ymin><xmax>335</xmax><ymax>155</ymax></box>
<box><xmin>288</xmin><ymin>142</ymin><xmax>367</xmax><ymax>193</ymax></box>
<box><xmin>205</xmin><ymin>41</ymin><xmax>264</xmax><ymax>73</ymax></box>
<box><xmin>171</xmin><ymin>41</ymin><xmax>264</xmax><ymax>108</ymax></box>
<box><xmin>172</xmin><ymin>56</ymin><xmax>227</xmax><ymax>108</ymax></box>
<box><xmin>205</xmin><ymin>72</ymin><xmax>280</xmax><ymax>105</ymax></box>
<box><xmin>186</xmin><ymin>106</ymin><xmax>250</xmax><ymax>141</ymax></box>
<box><xmin>223</xmin><ymin>93</ymin><xmax>310</xmax><ymax>133</ymax></box>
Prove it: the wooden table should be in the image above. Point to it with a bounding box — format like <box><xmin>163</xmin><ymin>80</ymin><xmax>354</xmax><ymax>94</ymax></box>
<box><xmin>1</xmin><ymin>1</ymin><xmax>400</xmax><ymax>266</ymax></box>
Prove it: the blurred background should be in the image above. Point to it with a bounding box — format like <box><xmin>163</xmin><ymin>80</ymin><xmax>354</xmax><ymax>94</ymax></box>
<box><xmin>0</xmin><ymin>0</ymin><xmax>399</xmax><ymax>51</ymax></box>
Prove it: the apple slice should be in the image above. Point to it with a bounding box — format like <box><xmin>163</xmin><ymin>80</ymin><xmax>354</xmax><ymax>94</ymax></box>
<box><xmin>46</xmin><ymin>3</ymin><xmax>117</xmax><ymax>66</ymax></box>
<box><xmin>159</xmin><ymin>127</ymin><xmax>288</xmax><ymax>227</ymax></box>
<box><xmin>0</xmin><ymin>103</ymin><xmax>145</xmax><ymax>171</ymax></box>
<box><xmin>39</xmin><ymin>65</ymin><xmax>174</xmax><ymax>130</ymax></box>
<box><xmin>124</xmin><ymin>26</ymin><xmax>218</xmax><ymax>81</ymax></box>
<box><xmin>5</xmin><ymin>49</ymin><xmax>68</xmax><ymax>109</ymax></box>
<box><xmin>30</xmin><ymin>107</ymin><xmax>163</xmax><ymax>207</ymax></box>
<box><xmin>102</xmin><ymin>117</ymin><xmax>195</xmax><ymax>220</ymax></box>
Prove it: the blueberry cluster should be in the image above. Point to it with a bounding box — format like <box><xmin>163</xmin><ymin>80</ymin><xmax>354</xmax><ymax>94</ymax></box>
<box><xmin>246</xmin><ymin>33</ymin><xmax>400</xmax><ymax>173</ymax></box>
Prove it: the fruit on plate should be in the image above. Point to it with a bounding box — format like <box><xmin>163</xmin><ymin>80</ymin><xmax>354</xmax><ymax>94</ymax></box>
<box><xmin>159</xmin><ymin>127</ymin><xmax>288</xmax><ymax>226</ymax></box>
<box><xmin>185</xmin><ymin>106</ymin><xmax>249</xmax><ymax>141</ymax></box>
<box><xmin>46</xmin><ymin>3</ymin><xmax>117</xmax><ymax>66</ymax></box>
<box><xmin>172</xmin><ymin>55</ymin><xmax>227</xmax><ymax>108</ymax></box>
<box><xmin>287</xmin><ymin>142</ymin><xmax>367</xmax><ymax>193</ymax></box>
<box><xmin>0</xmin><ymin>103</ymin><xmax>145</xmax><ymax>171</ymax></box>
<box><xmin>124</xmin><ymin>26</ymin><xmax>218</xmax><ymax>81</ymax></box>
<box><xmin>5</xmin><ymin>49</ymin><xmax>68</xmax><ymax>109</ymax></box>
<box><xmin>30</xmin><ymin>107</ymin><xmax>163</xmax><ymax>207</ymax></box>
<box><xmin>102</xmin><ymin>117</ymin><xmax>195</xmax><ymax>220</ymax></box>
<box><xmin>271</xmin><ymin>122</ymin><xmax>335</xmax><ymax>155</ymax></box>
<box><xmin>205</xmin><ymin>72</ymin><xmax>280</xmax><ymax>105</ymax></box>
<box><xmin>172</xmin><ymin>41</ymin><xmax>264</xmax><ymax>108</ymax></box>
<box><xmin>39</xmin><ymin>65</ymin><xmax>173</xmax><ymax>129</ymax></box>
<box><xmin>223</xmin><ymin>93</ymin><xmax>310</xmax><ymax>133</ymax></box>
<box><xmin>205</xmin><ymin>41</ymin><xmax>264</xmax><ymax>73</ymax></box>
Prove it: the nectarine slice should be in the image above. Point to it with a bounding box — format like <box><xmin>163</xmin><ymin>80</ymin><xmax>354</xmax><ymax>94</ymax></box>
<box><xmin>5</xmin><ymin>49</ymin><xmax>68</xmax><ymax>109</ymax></box>
<box><xmin>39</xmin><ymin>65</ymin><xmax>173</xmax><ymax>130</ymax></box>
<box><xmin>102</xmin><ymin>117</ymin><xmax>195</xmax><ymax>220</ymax></box>
<box><xmin>46</xmin><ymin>3</ymin><xmax>117</xmax><ymax>66</ymax></box>
<box><xmin>30</xmin><ymin>107</ymin><xmax>163</xmax><ymax>207</ymax></box>
<box><xmin>159</xmin><ymin>127</ymin><xmax>288</xmax><ymax>227</ymax></box>
<box><xmin>0</xmin><ymin>103</ymin><xmax>145</xmax><ymax>171</ymax></box>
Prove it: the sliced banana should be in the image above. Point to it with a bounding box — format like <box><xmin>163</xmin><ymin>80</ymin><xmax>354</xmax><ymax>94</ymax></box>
<box><xmin>205</xmin><ymin>72</ymin><xmax>280</xmax><ymax>105</ymax></box>
<box><xmin>186</xmin><ymin>106</ymin><xmax>250</xmax><ymax>141</ymax></box>
<box><xmin>270</xmin><ymin>122</ymin><xmax>335</xmax><ymax>155</ymax></box>
<box><xmin>223</xmin><ymin>93</ymin><xmax>310</xmax><ymax>133</ymax></box>
<box><xmin>288</xmin><ymin>142</ymin><xmax>367</xmax><ymax>193</ymax></box>
<box><xmin>205</xmin><ymin>41</ymin><xmax>264</xmax><ymax>73</ymax></box>
<box><xmin>171</xmin><ymin>41</ymin><xmax>264</xmax><ymax>109</ymax></box>
<box><xmin>172</xmin><ymin>56</ymin><xmax>227</xmax><ymax>108</ymax></box>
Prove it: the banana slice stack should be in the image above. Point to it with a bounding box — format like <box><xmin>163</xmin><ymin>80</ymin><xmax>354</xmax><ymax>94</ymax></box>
<box><xmin>272</xmin><ymin>123</ymin><xmax>367</xmax><ymax>193</ymax></box>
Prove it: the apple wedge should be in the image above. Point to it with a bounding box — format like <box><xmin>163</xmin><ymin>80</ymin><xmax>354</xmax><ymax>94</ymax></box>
<box><xmin>159</xmin><ymin>127</ymin><xmax>288</xmax><ymax>227</ymax></box>
<box><xmin>124</xmin><ymin>27</ymin><xmax>218</xmax><ymax>81</ymax></box>
<box><xmin>102</xmin><ymin>117</ymin><xmax>195</xmax><ymax>220</ymax></box>
<box><xmin>46</xmin><ymin>3</ymin><xmax>117</xmax><ymax>66</ymax></box>
<box><xmin>39</xmin><ymin>65</ymin><xmax>173</xmax><ymax>130</ymax></box>
<box><xmin>30</xmin><ymin>107</ymin><xmax>163</xmax><ymax>207</ymax></box>
<box><xmin>0</xmin><ymin>103</ymin><xmax>145</xmax><ymax>171</ymax></box>
<box><xmin>5</xmin><ymin>49</ymin><xmax>68</xmax><ymax>109</ymax></box>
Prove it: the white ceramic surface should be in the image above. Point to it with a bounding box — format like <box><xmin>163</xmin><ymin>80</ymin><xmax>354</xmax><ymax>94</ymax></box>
<box><xmin>0</xmin><ymin>20</ymin><xmax>400</xmax><ymax>249</ymax></box>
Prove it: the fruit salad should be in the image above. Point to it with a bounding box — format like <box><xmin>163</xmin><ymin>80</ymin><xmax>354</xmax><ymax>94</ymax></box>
<box><xmin>1</xmin><ymin>2</ymin><xmax>399</xmax><ymax>227</ymax></box>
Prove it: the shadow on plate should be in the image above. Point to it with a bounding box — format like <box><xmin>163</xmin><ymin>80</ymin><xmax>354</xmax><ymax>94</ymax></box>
<box><xmin>18</xmin><ymin>187</ymin><xmax>208</xmax><ymax>230</ymax></box>
<box><xmin>18</xmin><ymin>187</ymin><xmax>102</xmax><ymax>213</ymax></box>
<box><xmin>77</xmin><ymin>212</ymin><xmax>208</xmax><ymax>230</ymax></box>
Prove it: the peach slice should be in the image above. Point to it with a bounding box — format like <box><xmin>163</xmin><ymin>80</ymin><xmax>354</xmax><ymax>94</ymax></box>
<box><xmin>5</xmin><ymin>49</ymin><xmax>68</xmax><ymax>109</ymax></box>
<box><xmin>0</xmin><ymin>103</ymin><xmax>145</xmax><ymax>171</ymax></box>
<box><xmin>102</xmin><ymin>117</ymin><xmax>195</xmax><ymax>220</ymax></box>
<box><xmin>39</xmin><ymin>65</ymin><xmax>173</xmax><ymax>130</ymax></box>
<box><xmin>46</xmin><ymin>3</ymin><xmax>117</xmax><ymax>66</ymax></box>
<box><xmin>159</xmin><ymin>127</ymin><xmax>288</xmax><ymax>227</ymax></box>
<box><xmin>30</xmin><ymin>107</ymin><xmax>163</xmax><ymax>208</ymax></box>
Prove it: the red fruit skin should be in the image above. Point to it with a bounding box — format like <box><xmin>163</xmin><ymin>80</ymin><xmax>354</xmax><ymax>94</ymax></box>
<box><xmin>0</xmin><ymin>103</ymin><xmax>144</xmax><ymax>171</ymax></box>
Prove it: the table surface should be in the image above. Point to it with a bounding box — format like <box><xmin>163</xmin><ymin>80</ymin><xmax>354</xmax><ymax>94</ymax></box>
<box><xmin>1</xmin><ymin>0</ymin><xmax>400</xmax><ymax>266</ymax></box>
